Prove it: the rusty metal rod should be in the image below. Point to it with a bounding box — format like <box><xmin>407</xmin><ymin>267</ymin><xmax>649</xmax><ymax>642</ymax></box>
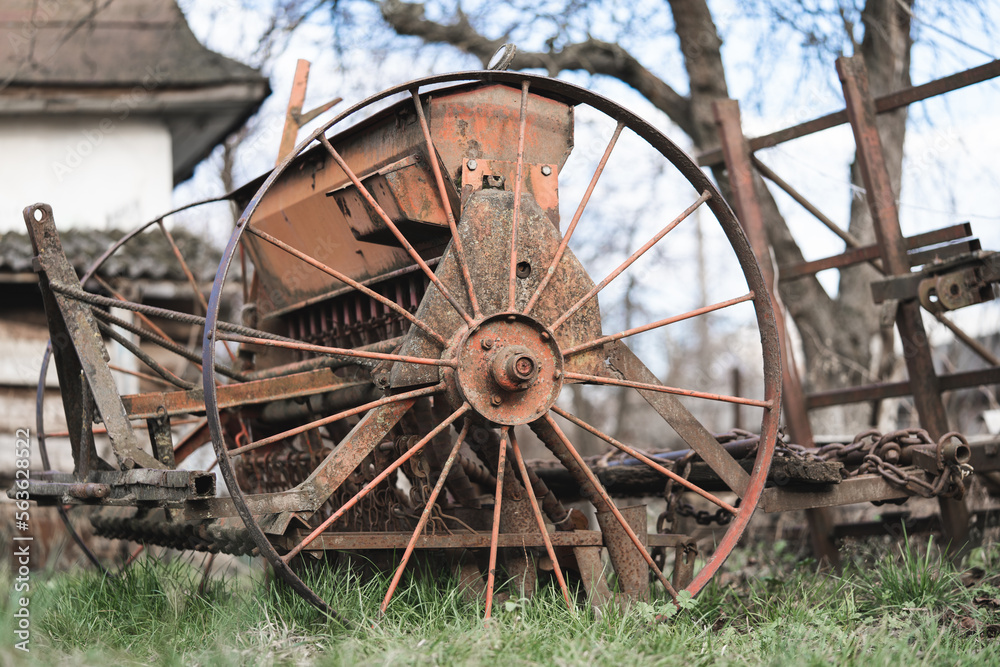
<box><xmin>409</xmin><ymin>89</ymin><xmax>481</xmax><ymax>318</ymax></box>
<box><xmin>108</xmin><ymin>363</ymin><xmax>177</xmax><ymax>389</ymax></box>
<box><xmin>318</xmin><ymin>134</ymin><xmax>474</xmax><ymax>325</ymax></box>
<box><xmin>510</xmin><ymin>431</ymin><xmax>573</xmax><ymax>611</ymax></box>
<box><xmin>550</xmin><ymin>191</ymin><xmax>711</xmax><ymax>332</ymax></box>
<box><xmin>562</xmin><ymin>292</ymin><xmax>755</xmax><ymax>356</ymax></box>
<box><xmin>698</xmin><ymin>58</ymin><xmax>1000</xmax><ymax>166</ymax></box>
<box><xmin>563</xmin><ymin>371</ymin><xmax>771</xmax><ymax>408</ymax></box>
<box><xmin>157</xmin><ymin>219</ymin><xmax>238</xmax><ymax>364</ymax></box>
<box><xmin>551</xmin><ymin>406</ymin><xmax>737</xmax><ymax>514</ymax></box>
<box><xmin>44</xmin><ymin>417</ymin><xmax>200</xmax><ymax>439</ymax></box>
<box><xmin>931</xmin><ymin>312</ymin><xmax>1000</xmax><ymax>367</ymax></box>
<box><xmin>244</xmin><ymin>338</ymin><xmax>402</xmax><ymax>380</ymax></box>
<box><xmin>524</xmin><ymin>121</ymin><xmax>624</xmax><ymax>316</ymax></box>
<box><xmin>543</xmin><ymin>414</ymin><xmax>679</xmax><ymax>602</ymax></box>
<box><xmin>245</xmin><ymin>224</ymin><xmax>447</xmax><ymax>347</ymax></box>
<box><xmin>509</xmin><ymin>80</ymin><xmax>530</xmax><ymax>311</ymax></box>
<box><xmin>93</xmin><ymin>308</ymin><xmax>247</xmax><ymax>382</ymax></box>
<box><xmin>47</xmin><ymin>281</ymin><xmax>282</xmax><ymax>343</ymax></box>
<box><xmin>215</xmin><ymin>332</ymin><xmax>455</xmax><ymax>368</ymax></box>
<box><xmin>805</xmin><ymin>366</ymin><xmax>1000</xmax><ymax>409</ymax></box>
<box><xmin>94</xmin><ymin>274</ymin><xmax>205</xmax><ymax>373</ymax></box>
<box><xmin>751</xmin><ymin>156</ymin><xmax>869</xmax><ymax>253</ymax></box>
<box><xmin>381</xmin><ymin>421</ymin><xmax>470</xmax><ymax>613</ymax></box>
<box><xmin>96</xmin><ymin>320</ymin><xmax>196</xmax><ymax>390</ymax></box>
<box><xmin>228</xmin><ymin>382</ymin><xmax>444</xmax><ymax>456</ymax></box>
<box><xmin>281</xmin><ymin>403</ymin><xmax>469</xmax><ymax>562</ymax></box>
<box><xmin>484</xmin><ymin>427</ymin><xmax>509</xmax><ymax>620</ymax></box>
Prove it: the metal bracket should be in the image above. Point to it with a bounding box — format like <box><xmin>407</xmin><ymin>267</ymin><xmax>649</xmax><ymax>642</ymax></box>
<box><xmin>871</xmin><ymin>249</ymin><xmax>999</xmax><ymax>309</ymax></box>
<box><xmin>23</xmin><ymin>204</ymin><xmax>164</xmax><ymax>470</ymax></box>
<box><xmin>14</xmin><ymin>469</ymin><xmax>215</xmax><ymax>506</ymax></box>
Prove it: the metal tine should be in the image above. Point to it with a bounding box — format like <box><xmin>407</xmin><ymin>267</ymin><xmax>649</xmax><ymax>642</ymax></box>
<box><xmin>281</xmin><ymin>404</ymin><xmax>469</xmax><ymax>562</ymax></box>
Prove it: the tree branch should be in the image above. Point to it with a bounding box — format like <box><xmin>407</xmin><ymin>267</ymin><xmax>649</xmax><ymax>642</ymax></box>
<box><xmin>378</xmin><ymin>0</ymin><xmax>695</xmax><ymax>136</ymax></box>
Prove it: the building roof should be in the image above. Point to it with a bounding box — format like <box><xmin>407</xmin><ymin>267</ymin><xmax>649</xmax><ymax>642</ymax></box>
<box><xmin>0</xmin><ymin>227</ymin><xmax>221</xmax><ymax>283</ymax></box>
<box><xmin>0</xmin><ymin>0</ymin><xmax>271</xmax><ymax>183</ymax></box>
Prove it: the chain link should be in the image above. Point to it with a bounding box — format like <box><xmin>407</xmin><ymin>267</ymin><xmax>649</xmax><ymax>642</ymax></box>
<box><xmin>775</xmin><ymin>427</ymin><xmax>973</xmax><ymax>501</ymax></box>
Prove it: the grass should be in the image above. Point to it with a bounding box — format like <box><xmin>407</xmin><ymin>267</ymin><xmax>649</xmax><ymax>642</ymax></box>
<box><xmin>2</xmin><ymin>536</ymin><xmax>998</xmax><ymax>666</ymax></box>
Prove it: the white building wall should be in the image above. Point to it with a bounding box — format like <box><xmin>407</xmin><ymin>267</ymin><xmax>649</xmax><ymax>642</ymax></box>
<box><xmin>0</xmin><ymin>115</ymin><xmax>174</xmax><ymax>472</ymax></box>
<box><xmin>0</xmin><ymin>115</ymin><xmax>172</xmax><ymax>232</ymax></box>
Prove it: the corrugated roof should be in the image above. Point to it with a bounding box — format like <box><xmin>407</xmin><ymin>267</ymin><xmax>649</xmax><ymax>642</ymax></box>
<box><xmin>0</xmin><ymin>226</ymin><xmax>222</xmax><ymax>282</ymax></box>
<box><xmin>0</xmin><ymin>0</ymin><xmax>264</xmax><ymax>88</ymax></box>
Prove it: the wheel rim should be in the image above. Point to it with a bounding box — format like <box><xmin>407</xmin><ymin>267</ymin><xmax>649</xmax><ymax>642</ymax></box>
<box><xmin>202</xmin><ymin>70</ymin><xmax>781</xmax><ymax>620</ymax></box>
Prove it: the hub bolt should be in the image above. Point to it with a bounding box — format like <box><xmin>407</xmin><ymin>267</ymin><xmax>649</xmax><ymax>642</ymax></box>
<box><xmin>490</xmin><ymin>345</ymin><xmax>540</xmax><ymax>391</ymax></box>
<box><xmin>481</xmin><ymin>338</ymin><xmax>494</xmax><ymax>350</ymax></box>
<box><xmin>491</xmin><ymin>394</ymin><xmax>503</xmax><ymax>406</ymax></box>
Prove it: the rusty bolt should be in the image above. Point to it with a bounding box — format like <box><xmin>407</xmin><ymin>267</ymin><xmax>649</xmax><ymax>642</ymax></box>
<box><xmin>491</xmin><ymin>394</ymin><xmax>503</xmax><ymax>406</ymax></box>
<box><xmin>491</xmin><ymin>345</ymin><xmax>539</xmax><ymax>391</ymax></box>
<box><xmin>540</xmin><ymin>331</ymin><xmax>550</xmax><ymax>340</ymax></box>
<box><xmin>554</xmin><ymin>370</ymin><xmax>563</xmax><ymax>380</ymax></box>
<box><xmin>541</xmin><ymin>165</ymin><xmax>552</xmax><ymax>176</ymax></box>
<box><xmin>481</xmin><ymin>338</ymin><xmax>494</xmax><ymax>350</ymax></box>
<box><xmin>467</xmin><ymin>159</ymin><xmax>478</xmax><ymax>171</ymax></box>
<box><xmin>513</xmin><ymin>355</ymin><xmax>536</xmax><ymax>379</ymax></box>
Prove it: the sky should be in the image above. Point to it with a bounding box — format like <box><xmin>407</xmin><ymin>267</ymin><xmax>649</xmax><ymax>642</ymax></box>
<box><xmin>171</xmin><ymin>0</ymin><xmax>1000</xmax><ymax>347</ymax></box>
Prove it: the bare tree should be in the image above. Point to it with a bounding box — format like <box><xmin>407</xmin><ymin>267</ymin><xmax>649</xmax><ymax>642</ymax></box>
<box><xmin>255</xmin><ymin>0</ymin><xmax>987</xmax><ymax>436</ymax></box>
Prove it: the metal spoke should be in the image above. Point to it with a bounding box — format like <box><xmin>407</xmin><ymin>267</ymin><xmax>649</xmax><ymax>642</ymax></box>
<box><xmin>93</xmin><ymin>308</ymin><xmax>246</xmax><ymax>382</ymax></box>
<box><xmin>509</xmin><ymin>430</ymin><xmax>573</xmax><ymax>611</ymax></box>
<box><xmin>564</xmin><ymin>371</ymin><xmax>771</xmax><ymax>408</ymax></box>
<box><xmin>108</xmin><ymin>363</ymin><xmax>179</xmax><ymax>390</ymax></box>
<box><xmin>562</xmin><ymin>292</ymin><xmax>755</xmax><ymax>357</ymax></box>
<box><xmin>246</xmin><ymin>224</ymin><xmax>447</xmax><ymax>347</ymax></box>
<box><xmin>157</xmin><ymin>219</ymin><xmax>209</xmax><ymax>313</ymax></box>
<box><xmin>409</xmin><ymin>89</ymin><xmax>481</xmax><ymax>318</ymax></box>
<box><xmin>94</xmin><ymin>275</ymin><xmax>201</xmax><ymax>369</ymax></box>
<box><xmin>281</xmin><ymin>403</ymin><xmax>469</xmax><ymax>562</ymax></box>
<box><xmin>381</xmin><ymin>420</ymin><xmax>470</xmax><ymax>612</ymax></box>
<box><xmin>549</xmin><ymin>191</ymin><xmax>711</xmax><ymax>332</ymax></box>
<box><xmin>96</xmin><ymin>320</ymin><xmax>195</xmax><ymax>389</ymax></box>
<box><xmin>524</xmin><ymin>121</ymin><xmax>624</xmax><ymax>315</ymax></box>
<box><xmin>157</xmin><ymin>219</ymin><xmax>238</xmax><ymax>364</ymax></box>
<box><xmin>542</xmin><ymin>414</ymin><xmax>679</xmax><ymax>602</ymax></box>
<box><xmin>550</xmin><ymin>406</ymin><xmax>737</xmax><ymax>514</ymax></box>
<box><xmin>484</xmin><ymin>427</ymin><xmax>509</xmax><ymax>619</ymax></box>
<box><xmin>318</xmin><ymin>134</ymin><xmax>474</xmax><ymax>324</ymax></box>
<box><xmin>509</xmin><ymin>80</ymin><xmax>530</xmax><ymax>311</ymax></box>
<box><xmin>227</xmin><ymin>382</ymin><xmax>444</xmax><ymax>457</ymax></box>
<box><xmin>215</xmin><ymin>332</ymin><xmax>456</xmax><ymax>368</ymax></box>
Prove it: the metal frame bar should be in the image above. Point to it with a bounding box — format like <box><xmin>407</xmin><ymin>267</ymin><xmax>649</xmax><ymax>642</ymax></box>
<box><xmin>699</xmin><ymin>59</ymin><xmax>1000</xmax><ymax>167</ymax></box>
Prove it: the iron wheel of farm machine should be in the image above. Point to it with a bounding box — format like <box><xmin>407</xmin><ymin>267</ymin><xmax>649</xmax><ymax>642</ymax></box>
<box><xmin>33</xmin><ymin>197</ymin><xmax>246</xmax><ymax>574</ymax></box>
<box><xmin>203</xmin><ymin>71</ymin><xmax>780</xmax><ymax>620</ymax></box>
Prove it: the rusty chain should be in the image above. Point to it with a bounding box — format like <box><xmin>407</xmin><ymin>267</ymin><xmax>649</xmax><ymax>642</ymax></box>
<box><xmin>775</xmin><ymin>427</ymin><xmax>974</xmax><ymax>501</ymax></box>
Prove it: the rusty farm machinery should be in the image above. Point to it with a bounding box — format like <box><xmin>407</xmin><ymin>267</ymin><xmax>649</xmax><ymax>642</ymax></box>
<box><xmin>13</xmin><ymin>56</ymin><xmax>1000</xmax><ymax>622</ymax></box>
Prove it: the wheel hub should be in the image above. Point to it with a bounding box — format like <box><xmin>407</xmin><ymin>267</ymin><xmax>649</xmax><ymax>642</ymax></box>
<box><xmin>450</xmin><ymin>313</ymin><xmax>563</xmax><ymax>425</ymax></box>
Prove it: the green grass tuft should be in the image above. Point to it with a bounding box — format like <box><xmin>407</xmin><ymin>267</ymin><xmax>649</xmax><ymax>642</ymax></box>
<box><xmin>853</xmin><ymin>535</ymin><xmax>963</xmax><ymax>613</ymax></box>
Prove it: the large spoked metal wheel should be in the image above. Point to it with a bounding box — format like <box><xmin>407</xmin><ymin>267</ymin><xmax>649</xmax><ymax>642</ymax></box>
<box><xmin>203</xmin><ymin>71</ymin><xmax>781</xmax><ymax>621</ymax></box>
